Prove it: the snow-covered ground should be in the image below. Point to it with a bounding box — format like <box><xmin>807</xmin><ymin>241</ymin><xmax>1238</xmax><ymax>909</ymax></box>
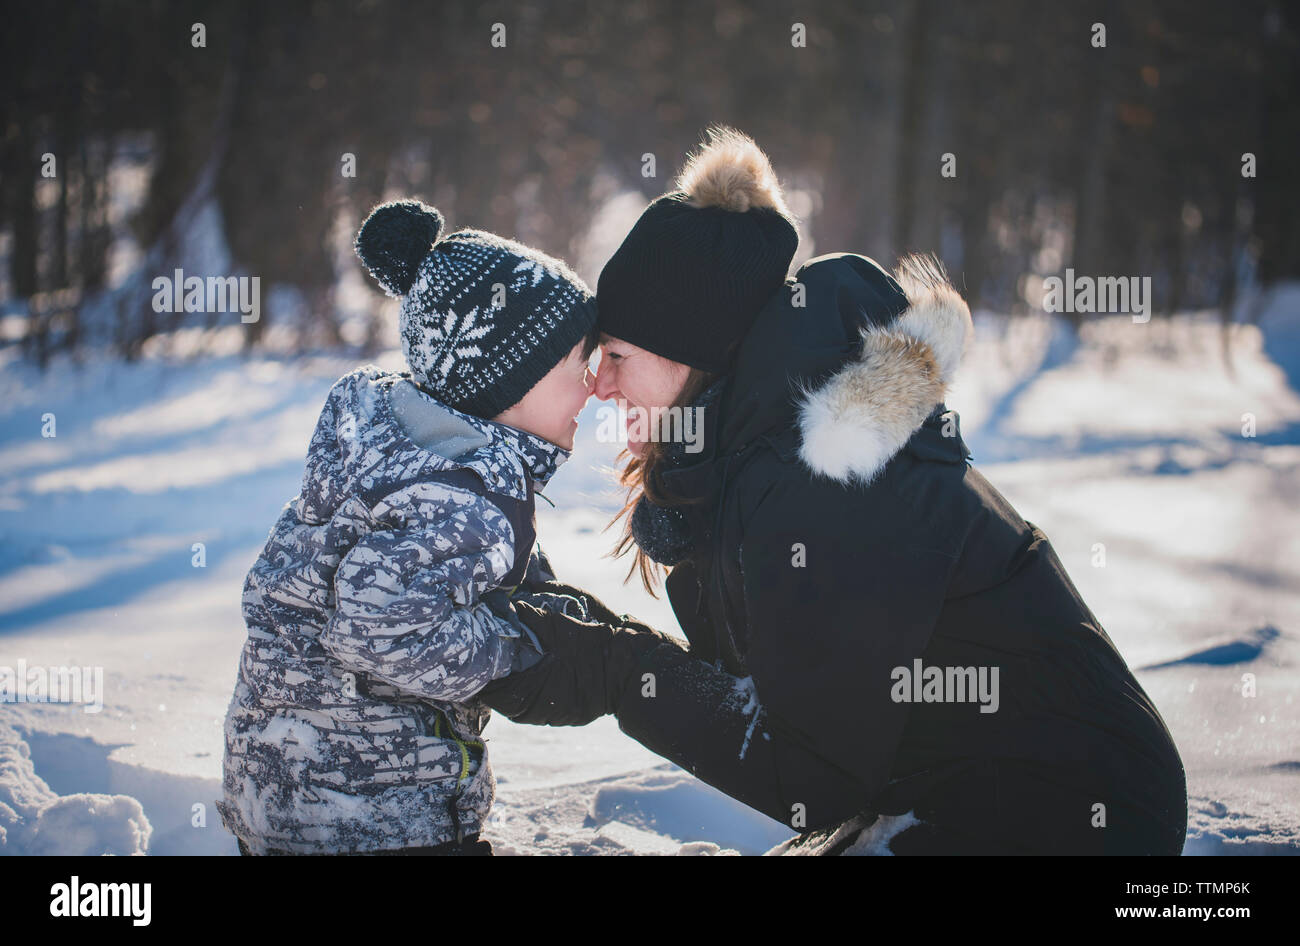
<box><xmin>1</xmin><ymin>290</ymin><xmax>1298</xmax><ymax>855</ymax></box>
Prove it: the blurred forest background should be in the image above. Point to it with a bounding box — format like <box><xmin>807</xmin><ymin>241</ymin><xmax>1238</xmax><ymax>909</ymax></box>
<box><xmin>1</xmin><ymin>0</ymin><xmax>1297</xmax><ymax>365</ymax></box>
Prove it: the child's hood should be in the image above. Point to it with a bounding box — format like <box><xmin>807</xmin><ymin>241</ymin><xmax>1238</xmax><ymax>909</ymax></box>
<box><xmin>297</xmin><ymin>365</ymin><xmax>569</xmax><ymax>524</ymax></box>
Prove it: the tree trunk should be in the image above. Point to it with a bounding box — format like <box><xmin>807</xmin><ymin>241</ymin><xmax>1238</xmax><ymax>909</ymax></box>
<box><xmin>893</xmin><ymin>0</ymin><xmax>933</xmax><ymax>254</ymax></box>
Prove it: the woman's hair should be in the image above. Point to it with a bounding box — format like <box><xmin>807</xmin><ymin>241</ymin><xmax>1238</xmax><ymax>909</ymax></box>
<box><xmin>605</xmin><ymin>365</ymin><xmax>720</xmax><ymax>596</ymax></box>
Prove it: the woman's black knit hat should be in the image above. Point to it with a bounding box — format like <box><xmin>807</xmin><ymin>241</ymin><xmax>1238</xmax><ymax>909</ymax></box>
<box><xmin>354</xmin><ymin>199</ymin><xmax>596</xmax><ymax>419</ymax></box>
<box><xmin>596</xmin><ymin>126</ymin><xmax>800</xmax><ymax>374</ymax></box>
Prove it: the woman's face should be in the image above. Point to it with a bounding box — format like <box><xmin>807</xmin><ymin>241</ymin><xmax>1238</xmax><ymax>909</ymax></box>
<box><xmin>593</xmin><ymin>334</ymin><xmax>690</xmax><ymax>457</ymax></box>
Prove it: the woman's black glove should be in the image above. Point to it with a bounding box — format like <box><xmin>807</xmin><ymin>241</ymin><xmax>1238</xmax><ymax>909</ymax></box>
<box><xmin>476</xmin><ymin>599</ymin><xmax>684</xmax><ymax>726</ymax></box>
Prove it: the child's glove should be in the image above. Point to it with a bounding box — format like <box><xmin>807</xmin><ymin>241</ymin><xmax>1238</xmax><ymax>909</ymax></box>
<box><xmin>513</xmin><ymin>588</ymin><xmax>591</xmax><ymax>621</ymax></box>
<box><xmin>476</xmin><ymin>600</ymin><xmax>683</xmax><ymax>726</ymax></box>
<box><xmin>514</xmin><ymin>580</ymin><xmax>653</xmax><ymax>634</ymax></box>
<box><xmin>480</xmin><ymin>588</ymin><xmax>546</xmax><ymax>672</ymax></box>
<box><xmin>519</xmin><ymin>544</ymin><xmax>559</xmax><ymax>588</ymax></box>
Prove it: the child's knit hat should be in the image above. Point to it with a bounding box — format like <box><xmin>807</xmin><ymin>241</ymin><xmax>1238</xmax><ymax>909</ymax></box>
<box><xmin>355</xmin><ymin>200</ymin><xmax>597</xmax><ymax>419</ymax></box>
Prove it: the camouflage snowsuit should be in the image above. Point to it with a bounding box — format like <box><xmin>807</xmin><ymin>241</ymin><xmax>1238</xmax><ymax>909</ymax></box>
<box><xmin>216</xmin><ymin>364</ymin><xmax>565</xmax><ymax>854</ymax></box>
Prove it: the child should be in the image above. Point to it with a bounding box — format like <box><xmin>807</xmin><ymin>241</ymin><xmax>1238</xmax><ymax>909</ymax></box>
<box><xmin>216</xmin><ymin>200</ymin><xmax>598</xmax><ymax>855</ymax></box>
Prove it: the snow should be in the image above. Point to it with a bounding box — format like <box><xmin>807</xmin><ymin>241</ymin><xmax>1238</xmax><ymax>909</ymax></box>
<box><xmin>1</xmin><ymin>288</ymin><xmax>1298</xmax><ymax>855</ymax></box>
<box><xmin>0</xmin><ymin>719</ymin><xmax>151</xmax><ymax>855</ymax></box>
<box><xmin>732</xmin><ymin>675</ymin><xmax>763</xmax><ymax>760</ymax></box>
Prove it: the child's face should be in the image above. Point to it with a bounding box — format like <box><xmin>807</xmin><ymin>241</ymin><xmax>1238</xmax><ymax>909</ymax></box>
<box><xmin>492</xmin><ymin>340</ymin><xmax>596</xmax><ymax>451</ymax></box>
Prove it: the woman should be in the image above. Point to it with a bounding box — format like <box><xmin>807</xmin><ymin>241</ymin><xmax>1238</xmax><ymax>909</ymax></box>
<box><xmin>478</xmin><ymin>126</ymin><xmax>1188</xmax><ymax>855</ymax></box>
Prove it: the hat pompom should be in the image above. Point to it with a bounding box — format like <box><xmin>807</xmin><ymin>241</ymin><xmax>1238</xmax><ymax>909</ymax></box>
<box><xmin>355</xmin><ymin>200</ymin><xmax>445</xmax><ymax>296</ymax></box>
<box><xmin>674</xmin><ymin>125</ymin><xmax>792</xmax><ymax>219</ymax></box>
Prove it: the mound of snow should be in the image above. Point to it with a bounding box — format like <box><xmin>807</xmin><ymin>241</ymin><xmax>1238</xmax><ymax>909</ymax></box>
<box><xmin>484</xmin><ymin>764</ymin><xmax>792</xmax><ymax>855</ymax></box>
<box><xmin>0</xmin><ymin>721</ymin><xmax>151</xmax><ymax>855</ymax></box>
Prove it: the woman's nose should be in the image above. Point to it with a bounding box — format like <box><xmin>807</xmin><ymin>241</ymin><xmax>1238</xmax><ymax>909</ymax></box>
<box><xmin>593</xmin><ymin>362</ymin><xmax>619</xmax><ymax>401</ymax></box>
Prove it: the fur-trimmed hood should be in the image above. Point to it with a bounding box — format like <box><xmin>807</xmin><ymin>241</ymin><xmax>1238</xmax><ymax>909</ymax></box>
<box><xmin>717</xmin><ymin>252</ymin><xmax>973</xmax><ymax>486</ymax></box>
<box><xmin>793</xmin><ymin>255</ymin><xmax>973</xmax><ymax>484</ymax></box>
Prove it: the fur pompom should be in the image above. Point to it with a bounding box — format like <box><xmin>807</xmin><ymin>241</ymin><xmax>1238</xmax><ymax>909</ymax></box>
<box><xmin>354</xmin><ymin>200</ymin><xmax>445</xmax><ymax>297</ymax></box>
<box><xmin>674</xmin><ymin>125</ymin><xmax>791</xmax><ymax>217</ymax></box>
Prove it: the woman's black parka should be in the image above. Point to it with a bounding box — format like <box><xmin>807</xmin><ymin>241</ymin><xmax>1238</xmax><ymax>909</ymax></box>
<box><xmin>612</xmin><ymin>252</ymin><xmax>1188</xmax><ymax>855</ymax></box>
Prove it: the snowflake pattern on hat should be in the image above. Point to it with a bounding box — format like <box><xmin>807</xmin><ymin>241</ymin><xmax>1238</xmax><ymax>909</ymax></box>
<box><xmin>424</xmin><ymin>306</ymin><xmax>490</xmax><ymax>383</ymax></box>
